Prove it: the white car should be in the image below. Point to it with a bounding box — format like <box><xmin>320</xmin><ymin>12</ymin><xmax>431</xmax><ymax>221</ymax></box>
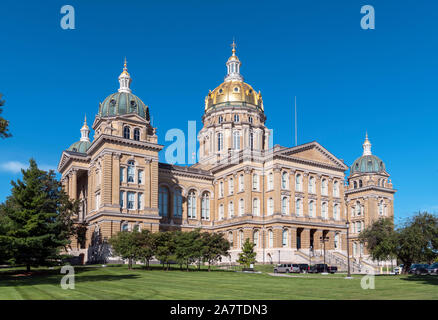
<box><xmin>393</xmin><ymin>266</ymin><xmax>402</xmax><ymax>275</ymax></box>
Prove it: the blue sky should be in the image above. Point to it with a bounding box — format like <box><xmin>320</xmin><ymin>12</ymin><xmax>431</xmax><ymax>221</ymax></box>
<box><xmin>0</xmin><ymin>0</ymin><xmax>437</xmax><ymax>221</ymax></box>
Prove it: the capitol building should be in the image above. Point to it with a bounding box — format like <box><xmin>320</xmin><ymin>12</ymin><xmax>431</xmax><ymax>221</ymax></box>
<box><xmin>58</xmin><ymin>43</ymin><xmax>396</xmax><ymax>271</ymax></box>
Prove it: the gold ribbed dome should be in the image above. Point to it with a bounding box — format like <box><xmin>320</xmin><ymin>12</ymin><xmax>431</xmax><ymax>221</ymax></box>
<box><xmin>204</xmin><ymin>80</ymin><xmax>264</xmax><ymax>111</ymax></box>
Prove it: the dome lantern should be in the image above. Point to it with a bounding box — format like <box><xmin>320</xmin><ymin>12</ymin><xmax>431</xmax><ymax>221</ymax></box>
<box><xmin>118</xmin><ymin>57</ymin><xmax>132</xmax><ymax>93</ymax></box>
<box><xmin>80</xmin><ymin>114</ymin><xmax>90</xmax><ymax>142</ymax></box>
<box><xmin>224</xmin><ymin>40</ymin><xmax>243</xmax><ymax>82</ymax></box>
<box><xmin>363</xmin><ymin>132</ymin><xmax>372</xmax><ymax>156</ymax></box>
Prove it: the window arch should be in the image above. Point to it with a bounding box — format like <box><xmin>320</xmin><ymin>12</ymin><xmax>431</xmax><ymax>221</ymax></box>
<box><xmin>201</xmin><ymin>192</ymin><xmax>210</xmax><ymax>220</ymax></box>
<box><xmin>123</xmin><ymin>126</ymin><xmax>130</xmax><ymax>139</ymax></box>
<box><xmin>133</xmin><ymin>128</ymin><xmax>140</xmax><ymax>141</ymax></box>
<box><xmin>173</xmin><ymin>188</ymin><xmax>182</xmax><ymax>217</ymax></box>
<box><xmin>159</xmin><ymin>186</ymin><xmax>169</xmax><ymax>217</ymax></box>
<box><xmin>281</xmin><ymin>197</ymin><xmax>288</xmax><ymax>215</ymax></box>
<box><xmin>188</xmin><ymin>190</ymin><xmax>196</xmax><ymax>219</ymax></box>
<box><xmin>267</xmin><ymin>197</ymin><xmax>274</xmax><ymax>215</ymax></box>
<box><xmin>281</xmin><ymin>171</ymin><xmax>288</xmax><ymax>189</ymax></box>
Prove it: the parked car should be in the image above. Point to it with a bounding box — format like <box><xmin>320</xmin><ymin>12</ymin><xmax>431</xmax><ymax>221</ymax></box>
<box><xmin>327</xmin><ymin>266</ymin><xmax>338</xmax><ymax>274</ymax></box>
<box><xmin>393</xmin><ymin>266</ymin><xmax>401</xmax><ymax>275</ymax></box>
<box><xmin>409</xmin><ymin>264</ymin><xmax>429</xmax><ymax>275</ymax></box>
<box><xmin>427</xmin><ymin>263</ymin><xmax>438</xmax><ymax>275</ymax></box>
<box><xmin>309</xmin><ymin>264</ymin><xmax>329</xmax><ymax>273</ymax></box>
<box><xmin>274</xmin><ymin>263</ymin><xmax>300</xmax><ymax>273</ymax></box>
<box><xmin>298</xmin><ymin>264</ymin><xmax>310</xmax><ymax>273</ymax></box>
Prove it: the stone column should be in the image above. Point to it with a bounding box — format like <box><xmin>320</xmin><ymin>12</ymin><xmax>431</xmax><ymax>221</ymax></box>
<box><xmin>144</xmin><ymin>158</ymin><xmax>151</xmax><ymax>208</ymax></box>
<box><xmin>101</xmin><ymin>153</ymin><xmax>113</xmax><ymax>205</ymax></box>
<box><xmin>112</xmin><ymin>153</ymin><xmax>120</xmax><ymax>206</ymax></box>
<box><xmin>71</xmin><ymin>170</ymin><xmax>78</xmax><ymax>200</ymax></box>
<box><xmin>290</xmin><ymin>227</ymin><xmax>297</xmax><ymax>249</ymax></box>
<box><xmin>301</xmin><ymin>228</ymin><xmax>310</xmax><ymax>249</ymax></box>
<box><xmin>303</xmin><ymin>173</ymin><xmax>309</xmax><ymax>216</ymax></box>
<box><xmin>150</xmin><ymin>159</ymin><xmax>159</xmax><ymax>209</ymax></box>
<box><xmin>273</xmin><ymin>166</ymin><xmax>281</xmax><ymax>214</ymax></box>
<box><xmin>314</xmin><ymin>229</ymin><xmax>323</xmax><ymax>250</ymax></box>
<box><xmin>244</xmin><ymin>167</ymin><xmax>252</xmax><ymax>214</ymax></box>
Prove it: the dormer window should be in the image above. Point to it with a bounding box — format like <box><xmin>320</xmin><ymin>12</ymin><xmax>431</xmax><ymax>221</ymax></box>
<box><xmin>123</xmin><ymin>126</ymin><xmax>130</xmax><ymax>139</ymax></box>
<box><xmin>234</xmin><ymin>114</ymin><xmax>240</xmax><ymax>122</ymax></box>
<box><xmin>218</xmin><ymin>116</ymin><xmax>223</xmax><ymax>124</ymax></box>
<box><xmin>249</xmin><ymin>116</ymin><xmax>253</xmax><ymax>124</ymax></box>
<box><xmin>133</xmin><ymin>128</ymin><xmax>140</xmax><ymax>141</ymax></box>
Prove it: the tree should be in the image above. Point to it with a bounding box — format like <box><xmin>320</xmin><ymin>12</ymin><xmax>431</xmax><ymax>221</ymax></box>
<box><xmin>359</xmin><ymin>217</ymin><xmax>397</xmax><ymax>262</ymax></box>
<box><xmin>0</xmin><ymin>159</ymin><xmax>77</xmax><ymax>271</ymax></box>
<box><xmin>0</xmin><ymin>93</ymin><xmax>11</xmax><ymax>138</ymax></box>
<box><xmin>395</xmin><ymin>212</ymin><xmax>438</xmax><ymax>273</ymax></box>
<box><xmin>109</xmin><ymin>230</ymin><xmax>138</xmax><ymax>269</ymax></box>
<box><xmin>237</xmin><ymin>238</ymin><xmax>257</xmax><ymax>269</ymax></box>
<box><xmin>135</xmin><ymin>230</ymin><xmax>156</xmax><ymax>269</ymax></box>
<box><xmin>154</xmin><ymin>231</ymin><xmax>176</xmax><ymax>270</ymax></box>
<box><xmin>201</xmin><ymin>232</ymin><xmax>230</xmax><ymax>271</ymax></box>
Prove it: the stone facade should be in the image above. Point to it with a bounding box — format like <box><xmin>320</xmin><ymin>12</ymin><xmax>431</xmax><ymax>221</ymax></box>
<box><xmin>58</xmin><ymin>46</ymin><xmax>395</xmax><ymax>271</ymax></box>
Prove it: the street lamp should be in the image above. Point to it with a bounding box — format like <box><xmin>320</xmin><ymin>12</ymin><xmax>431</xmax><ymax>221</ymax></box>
<box><xmin>319</xmin><ymin>235</ymin><xmax>329</xmax><ymax>273</ymax></box>
<box><xmin>346</xmin><ymin>221</ymin><xmax>352</xmax><ymax>278</ymax></box>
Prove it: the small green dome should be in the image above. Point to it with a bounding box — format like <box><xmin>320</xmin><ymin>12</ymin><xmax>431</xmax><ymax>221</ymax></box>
<box><xmin>67</xmin><ymin>140</ymin><xmax>91</xmax><ymax>153</ymax></box>
<box><xmin>99</xmin><ymin>92</ymin><xmax>148</xmax><ymax>119</ymax></box>
<box><xmin>351</xmin><ymin>155</ymin><xmax>385</xmax><ymax>174</ymax></box>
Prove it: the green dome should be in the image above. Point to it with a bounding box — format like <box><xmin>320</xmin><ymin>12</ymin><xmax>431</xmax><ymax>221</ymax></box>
<box><xmin>351</xmin><ymin>155</ymin><xmax>385</xmax><ymax>174</ymax></box>
<box><xmin>99</xmin><ymin>92</ymin><xmax>148</xmax><ymax>119</ymax></box>
<box><xmin>67</xmin><ymin>140</ymin><xmax>91</xmax><ymax>153</ymax></box>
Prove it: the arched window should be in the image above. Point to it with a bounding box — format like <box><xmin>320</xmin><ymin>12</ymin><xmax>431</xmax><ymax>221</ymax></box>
<box><xmin>138</xmin><ymin>193</ymin><xmax>143</xmax><ymax>210</ymax></box>
<box><xmin>333</xmin><ymin>180</ymin><xmax>339</xmax><ymax>197</ymax></box>
<box><xmin>234</xmin><ymin>114</ymin><xmax>240</xmax><ymax>123</ymax></box>
<box><xmin>282</xmin><ymin>229</ymin><xmax>288</xmax><ymax>247</ymax></box>
<box><xmin>333</xmin><ymin>203</ymin><xmax>339</xmax><ymax>220</ymax></box>
<box><xmin>239</xmin><ymin>199</ymin><xmax>244</xmax><ymax>216</ymax></box>
<box><xmin>296</xmin><ymin>198</ymin><xmax>302</xmax><ymax>216</ymax></box>
<box><xmin>123</xmin><ymin>126</ymin><xmax>130</xmax><ymax>139</ymax></box>
<box><xmin>228</xmin><ymin>232</ymin><xmax>234</xmax><ymax>247</ymax></box>
<box><xmin>334</xmin><ymin>233</ymin><xmax>339</xmax><ymax>250</ymax></box>
<box><xmin>309</xmin><ymin>200</ymin><xmax>315</xmax><ymax>217</ymax></box>
<box><xmin>321</xmin><ymin>178</ymin><xmax>328</xmax><ymax>195</ymax></box>
<box><xmin>359</xmin><ymin>180</ymin><xmax>363</xmax><ymax>188</ymax></box>
<box><xmin>228</xmin><ymin>201</ymin><xmax>234</xmax><ymax>218</ymax></box>
<box><xmin>321</xmin><ymin>202</ymin><xmax>328</xmax><ymax>219</ymax></box>
<box><xmin>355</xmin><ymin>201</ymin><xmax>361</xmax><ymax>216</ymax></box>
<box><xmin>268</xmin><ymin>172</ymin><xmax>273</xmax><ymax>190</ymax></box>
<box><xmin>268</xmin><ymin>230</ymin><xmax>274</xmax><ymax>248</ymax></box>
<box><xmin>239</xmin><ymin>174</ymin><xmax>244</xmax><ymax>192</ymax></box>
<box><xmin>281</xmin><ymin>172</ymin><xmax>288</xmax><ymax>189</ymax></box>
<box><xmin>159</xmin><ymin>187</ymin><xmax>169</xmax><ymax>217</ymax></box>
<box><xmin>173</xmin><ymin>189</ymin><xmax>182</xmax><ymax>217</ymax></box>
<box><xmin>119</xmin><ymin>167</ymin><xmax>125</xmax><ymax>183</ymax></box>
<box><xmin>249</xmin><ymin>131</ymin><xmax>254</xmax><ymax>150</ymax></box>
<box><xmin>137</xmin><ymin>170</ymin><xmax>143</xmax><ymax>184</ymax></box>
<box><xmin>281</xmin><ymin>197</ymin><xmax>288</xmax><ymax>215</ymax></box>
<box><xmin>267</xmin><ymin>198</ymin><xmax>274</xmax><ymax>215</ymax></box>
<box><xmin>379</xmin><ymin>200</ymin><xmax>384</xmax><ymax>215</ymax></box>
<box><xmin>119</xmin><ymin>191</ymin><xmax>125</xmax><ymax>208</ymax></box>
<box><xmin>127</xmin><ymin>192</ymin><xmax>135</xmax><ymax>209</ymax></box>
<box><xmin>353</xmin><ymin>181</ymin><xmax>357</xmax><ymax>189</ymax></box>
<box><xmin>121</xmin><ymin>223</ymin><xmax>129</xmax><ymax>232</ymax></box>
<box><xmin>217</xmin><ymin>133</ymin><xmax>223</xmax><ymax>151</ymax></box>
<box><xmin>133</xmin><ymin>128</ymin><xmax>140</xmax><ymax>141</ymax></box>
<box><xmin>253</xmin><ymin>198</ymin><xmax>260</xmax><ymax>216</ymax></box>
<box><xmin>295</xmin><ymin>174</ymin><xmax>302</xmax><ymax>191</ymax></box>
<box><xmin>309</xmin><ymin>176</ymin><xmax>315</xmax><ymax>193</ymax></box>
<box><xmin>233</xmin><ymin>131</ymin><xmax>240</xmax><ymax>150</ymax></box>
<box><xmin>218</xmin><ymin>116</ymin><xmax>223</xmax><ymax>124</ymax></box>
<box><xmin>219</xmin><ymin>204</ymin><xmax>224</xmax><ymax>220</ymax></box>
<box><xmin>219</xmin><ymin>181</ymin><xmax>224</xmax><ymax>198</ymax></box>
<box><xmin>353</xmin><ymin>243</ymin><xmax>357</xmax><ymax>256</ymax></box>
<box><xmin>253</xmin><ymin>230</ymin><xmax>259</xmax><ymax>248</ymax></box>
<box><xmin>201</xmin><ymin>192</ymin><xmax>210</xmax><ymax>220</ymax></box>
<box><xmin>127</xmin><ymin>160</ymin><xmax>135</xmax><ymax>183</ymax></box>
<box><xmin>188</xmin><ymin>190</ymin><xmax>196</xmax><ymax>219</ymax></box>
<box><xmin>239</xmin><ymin>230</ymin><xmax>244</xmax><ymax>248</ymax></box>
<box><xmin>249</xmin><ymin>116</ymin><xmax>253</xmax><ymax>124</ymax></box>
<box><xmin>252</xmin><ymin>173</ymin><xmax>259</xmax><ymax>190</ymax></box>
<box><xmin>357</xmin><ymin>221</ymin><xmax>362</xmax><ymax>233</ymax></box>
<box><xmin>228</xmin><ymin>177</ymin><xmax>234</xmax><ymax>195</ymax></box>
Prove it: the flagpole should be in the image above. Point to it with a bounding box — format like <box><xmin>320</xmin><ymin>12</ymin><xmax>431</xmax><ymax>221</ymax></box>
<box><xmin>295</xmin><ymin>96</ymin><xmax>297</xmax><ymax>146</ymax></box>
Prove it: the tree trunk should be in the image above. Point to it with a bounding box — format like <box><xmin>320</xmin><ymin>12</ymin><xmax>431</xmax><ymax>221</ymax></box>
<box><xmin>208</xmin><ymin>261</ymin><xmax>211</xmax><ymax>272</ymax></box>
<box><xmin>26</xmin><ymin>264</ymin><xmax>30</xmax><ymax>272</ymax></box>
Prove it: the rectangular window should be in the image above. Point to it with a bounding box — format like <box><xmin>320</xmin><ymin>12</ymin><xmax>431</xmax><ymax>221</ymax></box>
<box><xmin>127</xmin><ymin>192</ymin><xmax>135</xmax><ymax>209</ymax></box>
<box><xmin>138</xmin><ymin>170</ymin><xmax>143</xmax><ymax>184</ymax></box>
<box><xmin>138</xmin><ymin>193</ymin><xmax>143</xmax><ymax>210</ymax></box>
<box><xmin>120</xmin><ymin>167</ymin><xmax>124</xmax><ymax>183</ymax></box>
<box><xmin>120</xmin><ymin>191</ymin><xmax>125</xmax><ymax>208</ymax></box>
<box><xmin>229</xmin><ymin>178</ymin><xmax>234</xmax><ymax>195</ymax></box>
<box><xmin>239</xmin><ymin>174</ymin><xmax>244</xmax><ymax>192</ymax></box>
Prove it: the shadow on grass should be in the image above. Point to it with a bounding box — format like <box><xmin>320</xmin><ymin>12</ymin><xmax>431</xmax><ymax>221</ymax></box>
<box><xmin>401</xmin><ymin>275</ymin><xmax>438</xmax><ymax>286</ymax></box>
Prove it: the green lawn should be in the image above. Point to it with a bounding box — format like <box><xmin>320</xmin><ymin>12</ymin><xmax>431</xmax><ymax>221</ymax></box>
<box><xmin>0</xmin><ymin>264</ymin><xmax>437</xmax><ymax>300</ymax></box>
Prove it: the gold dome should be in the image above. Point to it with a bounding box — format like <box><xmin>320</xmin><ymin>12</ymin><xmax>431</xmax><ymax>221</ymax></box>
<box><xmin>204</xmin><ymin>80</ymin><xmax>264</xmax><ymax>112</ymax></box>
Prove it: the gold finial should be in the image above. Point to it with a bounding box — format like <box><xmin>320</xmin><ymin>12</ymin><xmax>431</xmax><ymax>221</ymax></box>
<box><xmin>124</xmin><ymin>57</ymin><xmax>127</xmax><ymax>69</ymax></box>
<box><xmin>231</xmin><ymin>39</ymin><xmax>236</xmax><ymax>55</ymax></box>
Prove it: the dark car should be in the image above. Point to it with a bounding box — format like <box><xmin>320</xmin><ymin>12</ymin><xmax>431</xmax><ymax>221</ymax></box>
<box><xmin>409</xmin><ymin>264</ymin><xmax>429</xmax><ymax>275</ymax></box>
<box><xmin>427</xmin><ymin>263</ymin><xmax>438</xmax><ymax>275</ymax></box>
<box><xmin>298</xmin><ymin>264</ymin><xmax>310</xmax><ymax>273</ymax></box>
<box><xmin>309</xmin><ymin>264</ymin><xmax>329</xmax><ymax>273</ymax></box>
<box><xmin>327</xmin><ymin>266</ymin><xmax>338</xmax><ymax>274</ymax></box>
